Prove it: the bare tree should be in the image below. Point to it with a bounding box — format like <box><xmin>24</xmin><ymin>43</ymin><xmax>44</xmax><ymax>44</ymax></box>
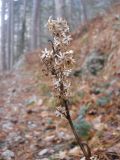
<box><xmin>54</xmin><ymin>0</ymin><xmax>65</xmax><ymax>18</ymax></box>
<box><xmin>31</xmin><ymin>0</ymin><xmax>40</xmax><ymax>50</ymax></box>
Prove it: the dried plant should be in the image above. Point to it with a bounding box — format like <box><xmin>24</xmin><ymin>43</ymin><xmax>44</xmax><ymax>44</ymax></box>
<box><xmin>41</xmin><ymin>17</ymin><xmax>92</xmax><ymax>160</ymax></box>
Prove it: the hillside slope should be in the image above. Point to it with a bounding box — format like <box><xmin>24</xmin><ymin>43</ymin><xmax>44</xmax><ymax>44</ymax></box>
<box><xmin>71</xmin><ymin>4</ymin><xmax>120</xmax><ymax>79</ymax></box>
<box><xmin>25</xmin><ymin>4</ymin><xmax>120</xmax><ymax>159</ymax></box>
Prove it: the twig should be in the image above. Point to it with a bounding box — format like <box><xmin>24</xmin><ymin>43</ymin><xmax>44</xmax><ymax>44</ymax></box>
<box><xmin>48</xmin><ymin>40</ymin><xmax>55</xmax><ymax>54</ymax></box>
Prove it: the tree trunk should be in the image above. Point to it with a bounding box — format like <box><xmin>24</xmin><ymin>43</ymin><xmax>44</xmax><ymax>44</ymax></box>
<box><xmin>37</xmin><ymin>0</ymin><xmax>42</xmax><ymax>48</ymax></box>
<box><xmin>31</xmin><ymin>0</ymin><xmax>40</xmax><ymax>51</ymax></box>
<box><xmin>19</xmin><ymin>0</ymin><xmax>27</xmax><ymax>55</ymax></box>
<box><xmin>65</xmin><ymin>0</ymin><xmax>72</xmax><ymax>26</ymax></box>
<box><xmin>80</xmin><ymin>0</ymin><xmax>88</xmax><ymax>26</ymax></box>
<box><xmin>7</xmin><ymin>0</ymin><xmax>14</xmax><ymax>70</ymax></box>
<box><xmin>54</xmin><ymin>0</ymin><xmax>65</xmax><ymax>18</ymax></box>
<box><xmin>1</xmin><ymin>0</ymin><xmax>7</xmax><ymax>70</ymax></box>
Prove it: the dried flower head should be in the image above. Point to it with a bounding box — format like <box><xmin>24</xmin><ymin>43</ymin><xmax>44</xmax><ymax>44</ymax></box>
<box><xmin>41</xmin><ymin>17</ymin><xmax>74</xmax><ymax>102</ymax></box>
<box><xmin>47</xmin><ymin>16</ymin><xmax>72</xmax><ymax>51</ymax></box>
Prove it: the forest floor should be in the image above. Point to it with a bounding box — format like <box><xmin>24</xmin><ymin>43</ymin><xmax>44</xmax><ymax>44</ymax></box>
<box><xmin>0</xmin><ymin>4</ymin><xmax>120</xmax><ymax>160</ymax></box>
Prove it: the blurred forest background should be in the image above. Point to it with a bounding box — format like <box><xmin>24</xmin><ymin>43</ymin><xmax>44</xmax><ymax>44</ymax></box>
<box><xmin>0</xmin><ymin>0</ymin><xmax>119</xmax><ymax>71</ymax></box>
<box><xmin>0</xmin><ymin>0</ymin><xmax>120</xmax><ymax>159</ymax></box>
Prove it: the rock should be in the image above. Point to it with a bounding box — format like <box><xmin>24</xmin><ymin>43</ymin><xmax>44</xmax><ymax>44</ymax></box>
<box><xmin>80</xmin><ymin>157</ymin><xmax>86</xmax><ymax>160</ymax></box>
<box><xmin>69</xmin><ymin>146</ymin><xmax>80</xmax><ymax>156</ymax></box>
<box><xmin>114</xmin><ymin>14</ymin><xmax>120</xmax><ymax>20</ymax></box>
<box><xmin>0</xmin><ymin>108</ymin><xmax>4</xmax><ymax>113</ymax></box>
<box><xmin>37</xmin><ymin>99</ymin><xmax>43</xmax><ymax>106</ymax></box>
<box><xmin>85</xmin><ymin>51</ymin><xmax>106</xmax><ymax>75</ymax></box>
<box><xmin>58</xmin><ymin>151</ymin><xmax>67</xmax><ymax>159</ymax></box>
<box><xmin>25</xmin><ymin>95</ymin><xmax>37</xmax><ymax>106</ymax></box>
<box><xmin>41</xmin><ymin>111</ymin><xmax>49</xmax><ymax>118</ymax></box>
<box><xmin>7</xmin><ymin>132</ymin><xmax>25</xmax><ymax>145</ymax></box>
<box><xmin>73</xmin><ymin>50</ymin><xmax>106</xmax><ymax>77</ymax></box>
<box><xmin>28</xmin><ymin>121</ymin><xmax>37</xmax><ymax>129</ymax></box>
<box><xmin>2</xmin><ymin>150</ymin><xmax>15</xmax><ymax>160</ymax></box>
<box><xmin>38</xmin><ymin>149</ymin><xmax>49</xmax><ymax>156</ymax></box>
<box><xmin>2</xmin><ymin>121</ymin><xmax>14</xmax><ymax>131</ymax></box>
<box><xmin>92</xmin><ymin>116</ymin><xmax>107</xmax><ymax>131</ymax></box>
<box><xmin>57</xmin><ymin>131</ymin><xmax>72</xmax><ymax>140</ymax></box>
<box><xmin>30</xmin><ymin>144</ymin><xmax>37</xmax><ymax>151</ymax></box>
<box><xmin>45</xmin><ymin>135</ymin><xmax>55</xmax><ymax>142</ymax></box>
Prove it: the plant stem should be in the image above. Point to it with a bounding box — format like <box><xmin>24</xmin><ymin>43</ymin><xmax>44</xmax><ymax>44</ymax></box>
<box><xmin>48</xmin><ymin>39</ymin><xmax>91</xmax><ymax>159</ymax></box>
<box><xmin>63</xmin><ymin>99</ymin><xmax>91</xmax><ymax>160</ymax></box>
